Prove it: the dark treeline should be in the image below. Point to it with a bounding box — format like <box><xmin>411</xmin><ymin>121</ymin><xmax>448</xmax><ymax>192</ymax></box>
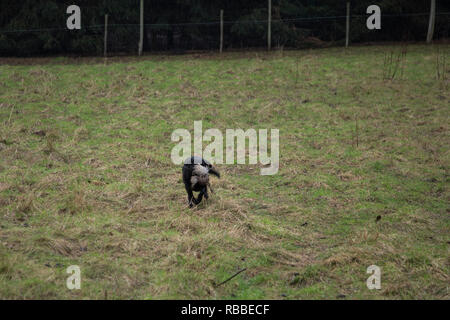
<box><xmin>0</xmin><ymin>0</ymin><xmax>449</xmax><ymax>56</ymax></box>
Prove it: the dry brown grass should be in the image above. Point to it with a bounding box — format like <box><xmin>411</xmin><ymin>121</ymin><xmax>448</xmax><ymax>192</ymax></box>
<box><xmin>0</xmin><ymin>44</ymin><xmax>448</xmax><ymax>299</ymax></box>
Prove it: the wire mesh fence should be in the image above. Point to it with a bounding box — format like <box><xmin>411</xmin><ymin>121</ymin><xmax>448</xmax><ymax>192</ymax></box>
<box><xmin>0</xmin><ymin>7</ymin><xmax>449</xmax><ymax>56</ymax></box>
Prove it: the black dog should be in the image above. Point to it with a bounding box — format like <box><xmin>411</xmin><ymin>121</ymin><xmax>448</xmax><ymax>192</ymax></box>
<box><xmin>182</xmin><ymin>156</ymin><xmax>220</xmax><ymax>207</ymax></box>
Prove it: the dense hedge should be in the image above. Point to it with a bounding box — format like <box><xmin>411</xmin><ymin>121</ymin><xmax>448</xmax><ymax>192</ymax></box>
<box><xmin>0</xmin><ymin>0</ymin><xmax>449</xmax><ymax>56</ymax></box>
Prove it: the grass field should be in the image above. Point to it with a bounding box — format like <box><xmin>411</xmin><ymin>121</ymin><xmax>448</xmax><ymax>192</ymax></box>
<box><xmin>0</xmin><ymin>45</ymin><xmax>449</xmax><ymax>299</ymax></box>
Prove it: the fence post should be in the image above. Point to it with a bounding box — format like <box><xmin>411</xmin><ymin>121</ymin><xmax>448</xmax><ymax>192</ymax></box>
<box><xmin>268</xmin><ymin>0</ymin><xmax>271</xmax><ymax>51</ymax></box>
<box><xmin>426</xmin><ymin>0</ymin><xmax>436</xmax><ymax>43</ymax></box>
<box><xmin>139</xmin><ymin>0</ymin><xmax>144</xmax><ymax>56</ymax></box>
<box><xmin>220</xmin><ymin>9</ymin><xmax>224</xmax><ymax>53</ymax></box>
<box><xmin>104</xmin><ymin>14</ymin><xmax>108</xmax><ymax>57</ymax></box>
<box><xmin>345</xmin><ymin>1</ymin><xmax>350</xmax><ymax>48</ymax></box>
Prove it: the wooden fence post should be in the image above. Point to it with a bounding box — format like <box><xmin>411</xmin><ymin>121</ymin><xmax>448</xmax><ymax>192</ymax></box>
<box><xmin>220</xmin><ymin>9</ymin><xmax>224</xmax><ymax>53</ymax></box>
<box><xmin>345</xmin><ymin>1</ymin><xmax>350</xmax><ymax>48</ymax></box>
<box><xmin>268</xmin><ymin>0</ymin><xmax>272</xmax><ymax>51</ymax></box>
<box><xmin>139</xmin><ymin>0</ymin><xmax>144</xmax><ymax>56</ymax></box>
<box><xmin>104</xmin><ymin>14</ymin><xmax>108</xmax><ymax>57</ymax></box>
<box><xmin>426</xmin><ymin>0</ymin><xmax>436</xmax><ymax>43</ymax></box>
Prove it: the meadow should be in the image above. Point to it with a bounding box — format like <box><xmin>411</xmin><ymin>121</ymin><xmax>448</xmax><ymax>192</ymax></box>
<box><xmin>0</xmin><ymin>44</ymin><xmax>448</xmax><ymax>299</ymax></box>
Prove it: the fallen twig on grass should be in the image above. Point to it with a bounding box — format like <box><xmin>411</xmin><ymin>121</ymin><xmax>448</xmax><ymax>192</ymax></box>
<box><xmin>215</xmin><ymin>268</ymin><xmax>247</xmax><ymax>288</ymax></box>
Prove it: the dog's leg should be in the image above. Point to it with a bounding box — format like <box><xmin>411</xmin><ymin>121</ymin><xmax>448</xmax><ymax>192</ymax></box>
<box><xmin>203</xmin><ymin>186</ymin><xmax>209</xmax><ymax>200</ymax></box>
<box><xmin>187</xmin><ymin>189</ymin><xmax>196</xmax><ymax>208</ymax></box>
<box><xmin>196</xmin><ymin>189</ymin><xmax>205</xmax><ymax>204</ymax></box>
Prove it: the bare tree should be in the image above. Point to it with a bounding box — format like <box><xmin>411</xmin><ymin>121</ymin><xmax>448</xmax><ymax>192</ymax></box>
<box><xmin>427</xmin><ymin>0</ymin><xmax>436</xmax><ymax>44</ymax></box>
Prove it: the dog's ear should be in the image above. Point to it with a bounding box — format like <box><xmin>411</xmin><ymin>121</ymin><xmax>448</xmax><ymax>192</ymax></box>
<box><xmin>209</xmin><ymin>167</ymin><xmax>220</xmax><ymax>178</ymax></box>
